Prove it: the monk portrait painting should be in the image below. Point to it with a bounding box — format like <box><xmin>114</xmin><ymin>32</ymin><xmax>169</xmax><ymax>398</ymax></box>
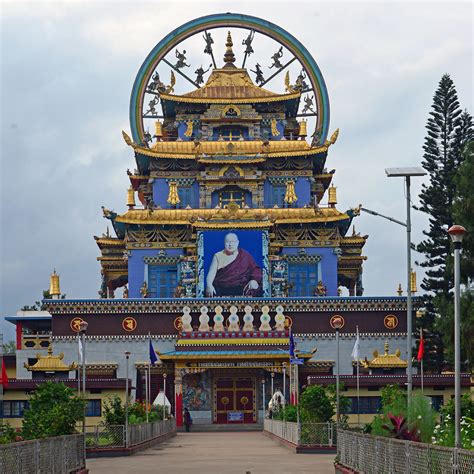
<box><xmin>204</xmin><ymin>231</ymin><xmax>263</xmax><ymax>297</ymax></box>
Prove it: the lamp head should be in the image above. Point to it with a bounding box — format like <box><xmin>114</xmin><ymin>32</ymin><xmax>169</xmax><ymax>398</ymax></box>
<box><xmin>448</xmin><ymin>225</ymin><xmax>466</xmax><ymax>243</ymax></box>
<box><xmin>79</xmin><ymin>321</ymin><xmax>88</xmax><ymax>333</ymax></box>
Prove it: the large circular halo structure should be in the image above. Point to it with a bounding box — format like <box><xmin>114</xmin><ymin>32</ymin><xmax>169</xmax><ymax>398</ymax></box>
<box><xmin>129</xmin><ymin>13</ymin><xmax>330</xmax><ymax>146</ymax></box>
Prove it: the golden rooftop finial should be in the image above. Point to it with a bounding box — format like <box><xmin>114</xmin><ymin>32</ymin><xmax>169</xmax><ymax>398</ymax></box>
<box><xmin>49</xmin><ymin>269</ymin><xmax>60</xmax><ymax>299</ymax></box>
<box><xmin>154</xmin><ymin>120</ymin><xmax>163</xmax><ymax>138</ymax></box>
<box><xmin>284</xmin><ymin>180</ymin><xmax>298</xmax><ymax>205</ymax></box>
<box><xmin>384</xmin><ymin>341</ymin><xmax>389</xmax><ymax>355</ymax></box>
<box><xmin>328</xmin><ymin>184</ymin><xmax>337</xmax><ymax>207</ymax></box>
<box><xmin>411</xmin><ymin>270</ymin><xmax>417</xmax><ymax>293</ymax></box>
<box><xmin>298</xmin><ymin>120</ymin><xmax>307</xmax><ymax>137</ymax></box>
<box><xmin>127</xmin><ymin>186</ymin><xmax>136</xmax><ymax>209</ymax></box>
<box><xmin>397</xmin><ymin>283</ymin><xmax>403</xmax><ymax>296</ymax></box>
<box><xmin>223</xmin><ymin>31</ymin><xmax>236</xmax><ymax>67</ymax></box>
<box><xmin>167</xmin><ymin>181</ymin><xmax>180</xmax><ymax>206</ymax></box>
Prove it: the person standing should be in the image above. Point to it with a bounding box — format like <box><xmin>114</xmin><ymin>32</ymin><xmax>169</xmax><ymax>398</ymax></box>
<box><xmin>183</xmin><ymin>408</ymin><xmax>192</xmax><ymax>432</ymax></box>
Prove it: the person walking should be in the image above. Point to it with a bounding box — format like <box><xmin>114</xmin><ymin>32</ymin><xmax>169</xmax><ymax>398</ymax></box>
<box><xmin>183</xmin><ymin>408</ymin><xmax>192</xmax><ymax>432</ymax></box>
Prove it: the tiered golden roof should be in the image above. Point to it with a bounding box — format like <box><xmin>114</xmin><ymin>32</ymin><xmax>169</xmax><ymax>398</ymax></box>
<box><xmin>361</xmin><ymin>341</ymin><xmax>407</xmax><ymax>369</ymax></box>
<box><xmin>111</xmin><ymin>206</ymin><xmax>352</xmax><ymax>226</ymax></box>
<box><xmin>24</xmin><ymin>344</ymin><xmax>77</xmax><ymax>372</ymax></box>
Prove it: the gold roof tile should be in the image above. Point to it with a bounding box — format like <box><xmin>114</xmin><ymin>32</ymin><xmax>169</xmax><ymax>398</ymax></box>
<box><xmin>361</xmin><ymin>341</ymin><xmax>407</xmax><ymax>369</ymax></box>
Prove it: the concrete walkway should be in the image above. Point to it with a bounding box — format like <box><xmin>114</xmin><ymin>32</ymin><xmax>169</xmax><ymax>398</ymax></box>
<box><xmin>87</xmin><ymin>432</ymin><xmax>336</xmax><ymax>473</ymax></box>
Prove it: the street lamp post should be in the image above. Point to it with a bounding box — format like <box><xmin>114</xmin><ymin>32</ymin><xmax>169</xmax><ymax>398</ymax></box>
<box><xmin>336</xmin><ymin>327</ymin><xmax>340</xmax><ymax>424</ymax></box>
<box><xmin>79</xmin><ymin>321</ymin><xmax>88</xmax><ymax>433</ymax></box>
<box><xmin>282</xmin><ymin>363</ymin><xmax>287</xmax><ymax>404</ymax></box>
<box><xmin>262</xmin><ymin>378</ymin><xmax>266</xmax><ymax>421</ymax></box>
<box><xmin>448</xmin><ymin>224</ymin><xmax>466</xmax><ymax>449</ymax></box>
<box><xmin>125</xmin><ymin>351</ymin><xmax>131</xmax><ymax>448</ymax></box>
<box><xmin>385</xmin><ymin>167</ymin><xmax>426</xmax><ymax>406</ymax></box>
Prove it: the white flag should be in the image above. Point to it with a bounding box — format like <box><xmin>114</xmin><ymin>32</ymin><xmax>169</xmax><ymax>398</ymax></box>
<box><xmin>351</xmin><ymin>332</ymin><xmax>360</xmax><ymax>361</ymax></box>
<box><xmin>78</xmin><ymin>337</ymin><xmax>84</xmax><ymax>364</ymax></box>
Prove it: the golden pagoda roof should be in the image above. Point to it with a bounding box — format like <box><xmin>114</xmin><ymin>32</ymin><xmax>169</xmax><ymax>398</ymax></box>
<box><xmin>112</xmin><ymin>206</ymin><xmax>351</xmax><ymax>226</ymax></box>
<box><xmin>24</xmin><ymin>344</ymin><xmax>77</xmax><ymax>372</ymax></box>
<box><xmin>160</xmin><ymin>67</ymin><xmax>301</xmax><ymax>104</ymax></box>
<box><xmin>94</xmin><ymin>236</ymin><xmax>125</xmax><ymax>247</ymax></box>
<box><xmin>361</xmin><ymin>341</ymin><xmax>407</xmax><ymax>369</ymax></box>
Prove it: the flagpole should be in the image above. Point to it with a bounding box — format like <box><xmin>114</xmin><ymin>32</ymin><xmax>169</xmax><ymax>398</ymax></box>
<box><xmin>420</xmin><ymin>328</ymin><xmax>424</xmax><ymax>394</ymax></box>
<box><xmin>356</xmin><ymin>326</ymin><xmax>360</xmax><ymax>426</ymax></box>
<box><xmin>77</xmin><ymin>333</ymin><xmax>81</xmax><ymax>395</ymax></box>
<box><xmin>145</xmin><ymin>363</ymin><xmax>149</xmax><ymax>422</ymax></box>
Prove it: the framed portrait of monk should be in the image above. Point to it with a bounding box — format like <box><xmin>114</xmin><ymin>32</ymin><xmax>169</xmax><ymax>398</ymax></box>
<box><xmin>197</xmin><ymin>230</ymin><xmax>270</xmax><ymax>298</ymax></box>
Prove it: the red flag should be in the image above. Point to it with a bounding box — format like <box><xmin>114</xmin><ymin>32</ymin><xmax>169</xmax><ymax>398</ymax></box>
<box><xmin>0</xmin><ymin>359</ymin><xmax>8</xmax><ymax>387</ymax></box>
<box><xmin>417</xmin><ymin>332</ymin><xmax>424</xmax><ymax>362</ymax></box>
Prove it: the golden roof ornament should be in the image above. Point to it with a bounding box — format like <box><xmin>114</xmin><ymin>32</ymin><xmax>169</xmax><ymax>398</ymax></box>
<box><xmin>284</xmin><ymin>180</ymin><xmax>298</xmax><ymax>205</ymax></box>
<box><xmin>328</xmin><ymin>184</ymin><xmax>337</xmax><ymax>207</ymax></box>
<box><xmin>24</xmin><ymin>343</ymin><xmax>77</xmax><ymax>372</ymax></box>
<box><xmin>298</xmin><ymin>120</ymin><xmax>307</xmax><ymax>137</ymax></box>
<box><xmin>223</xmin><ymin>31</ymin><xmax>236</xmax><ymax>67</ymax></box>
<box><xmin>127</xmin><ymin>186</ymin><xmax>136</xmax><ymax>209</ymax></box>
<box><xmin>361</xmin><ymin>341</ymin><xmax>407</xmax><ymax>369</ymax></box>
<box><xmin>167</xmin><ymin>181</ymin><xmax>180</xmax><ymax>206</ymax></box>
<box><xmin>49</xmin><ymin>270</ymin><xmax>61</xmax><ymax>299</ymax></box>
<box><xmin>154</xmin><ymin>121</ymin><xmax>163</xmax><ymax>138</ymax></box>
<box><xmin>411</xmin><ymin>270</ymin><xmax>417</xmax><ymax>293</ymax></box>
<box><xmin>397</xmin><ymin>283</ymin><xmax>403</xmax><ymax>296</ymax></box>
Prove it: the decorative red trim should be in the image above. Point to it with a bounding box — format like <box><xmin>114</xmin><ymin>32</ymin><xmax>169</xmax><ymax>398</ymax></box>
<box><xmin>176</xmin><ymin>392</ymin><xmax>183</xmax><ymax>427</ymax></box>
<box><xmin>16</xmin><ymin>323</ymin><xmax>22</xmax><ymax>350</ymax></box>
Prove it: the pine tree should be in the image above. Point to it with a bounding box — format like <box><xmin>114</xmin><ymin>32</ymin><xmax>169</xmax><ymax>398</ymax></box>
<box><xmin>415</xmin><ymin>75</ymin><xmax>473</xmax><ymax>371</ymax></box>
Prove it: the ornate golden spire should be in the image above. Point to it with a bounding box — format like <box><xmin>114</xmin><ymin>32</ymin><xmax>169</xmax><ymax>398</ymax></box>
<box><xmin>24</xmin><ymin>343</ymin><xmax>77</xmax><ymax>372</ymax></box>
<box><xmin>328</xmin><ymin>184</ymin><xmax>337</xmax><ymax>207</ymax></box>
<box><xmin>397</xmin><ymin>283</ymin><xmax>403</xmax><ymax>296</ymax></box>
<box><xmin>223</xmin><ymin>31</ymin><xmax>236</xmax><ymax>67</ymax></box>
<box><xmin>167</xmin><ymin>181</ymin><xmax>180</xmax><ymax>206</ymax></box>
<box><xmin>49</xmin><ymin>270</ymin><xmax>60</xmax><ymax>299</ymax></box>
<box><xmin>284</xmin><ymin>180</ymin><xmax>298</xmax><ymax>205</ymax></box>
<box><xmin>127</xmin><ymin>186</ymin><xmax>136</xmax><ymax>209</ymax></box>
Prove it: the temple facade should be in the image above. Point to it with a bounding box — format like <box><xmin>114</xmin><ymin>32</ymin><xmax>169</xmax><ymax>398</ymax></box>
<box><xmin>4</xmin><ymin>14</ymin><xmax>466</xmax><ymax>428</ymax></box>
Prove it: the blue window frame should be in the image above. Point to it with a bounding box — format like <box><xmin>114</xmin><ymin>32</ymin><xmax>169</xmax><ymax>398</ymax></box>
<box><xmin>3</xmin><ymin>400</ymin><xmax>29</xmax><ymax>418</ymax></box>
<box><xmin>148</xmin><ymin>265</ymin><xmax>178</xmax><ymax>298</ymax></box>
<box><xmin>86</xmin><ymin>399</ymin><xmax>102</xmax><ymax>417</ymax></box>
<box><xmin>271</xmin><ymin>185</ymin><xmax>286</xmax><ymax>207</ymax></box>
<box><xmin>178</xmin><ymin>186</ymin><xmax>193</xmax><ymax>208</ymax></box>
<box><xmin>288</xmin><ymin>263</ymin><xmax>317</xmax><ymax>297</ymax></box>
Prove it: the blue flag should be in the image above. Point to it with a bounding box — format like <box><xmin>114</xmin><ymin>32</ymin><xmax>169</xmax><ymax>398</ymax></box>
<box><xmin>289</xmin><ymin>329</ymin><xmax>295</xmax><ymax>359</ymax></box>
<box><xmin>149</xmin><ymin>340</ymin><xmax>158</xmax><ymax>365</ymax></box>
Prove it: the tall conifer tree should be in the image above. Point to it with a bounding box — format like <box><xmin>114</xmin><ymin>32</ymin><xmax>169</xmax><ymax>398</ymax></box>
<box><xmin>415</xmin><ymin>74</ymin><xmax>473</xmax><ymax>371</ymax></box>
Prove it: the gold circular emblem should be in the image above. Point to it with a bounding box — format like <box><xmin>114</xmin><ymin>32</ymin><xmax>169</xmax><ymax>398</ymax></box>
<box><xmin>221</xmin><ymin>396</ymin><xmax>230</xmax><ymax>405</ymax></box>
<box><xmin>174</xmin><ymin>317</ymin><xmax>183</xmax><ymax>331</ymax></box>
<box><xmin>330</xmin><ymin>314</ymin><xmax>345</xmax><ymax>329</ymax></box>
<box><xmin>70</xmin><ymin>318</ymin><xmax>85</xmax><ymax>333</ymax></box>
<box><xmin>384</xmin><ymin>314</ymin><xmax>399</xmax><ymax>330</ymax></box>
<box><xmin>122</xmin><ymin>317</ymin><xmax>137</xmax><ymax>332</ymax></box>
<box><xmin>240</xmin><ymin>396</ymin><xmax>249</xmax><ymax>405</ymax></box>
<box><xmin>284</xmin><ymin>316</ymin><xmax>293</xmax><ymax>329</ymax></box>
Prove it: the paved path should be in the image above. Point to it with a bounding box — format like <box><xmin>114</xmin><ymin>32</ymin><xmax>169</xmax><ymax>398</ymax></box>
<box><xmin>87</xmin><ymin>432</ymin><xmax>336</xmax><ymax>473</ymax></box>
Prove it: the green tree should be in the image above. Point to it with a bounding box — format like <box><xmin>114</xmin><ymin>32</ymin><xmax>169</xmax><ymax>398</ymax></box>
<box><xmin>326</xmin><ymin>383</ymin><xmax>351</xmax><ymax>424</ymax></box>
<box><xmin>21</xmin><ymin>289</ymin><xmax>66</xmax><ymax>311</ymax></box>
<box><xmin>299</xmin><ymin>385</ymin><xmax>334</xmax><ymax>422</ymax></box>
<box><xmin>22</xmin><ymin>382</ymin><xmax>85</xmax><ymax>439</ymax></box>
<box><xmin>415</xmin><ymin>74</ymin><xmax>473</xmax><ymax>371</ymax></box>
<box><xmin>2</xmin><ymin>341</ymin><xmax>16</xmax><ymax>354</ymax></box>
<box><xmin>102</xmin><ymin>394</ymin><xmax>126</xmax><ymax>426</ymax></box>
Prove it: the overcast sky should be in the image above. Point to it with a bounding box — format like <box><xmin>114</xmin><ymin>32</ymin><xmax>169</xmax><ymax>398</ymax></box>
<box><xmin>1</xmin><ymin>1</ymin><xmax>472</xmax><ymax>342</ymax></box>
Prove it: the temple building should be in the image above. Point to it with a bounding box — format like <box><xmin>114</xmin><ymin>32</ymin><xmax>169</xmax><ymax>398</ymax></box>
<box><xmin>2</xmin><ymin>14</ymin><xmax>468</xmax><ymax>428</ymax></box>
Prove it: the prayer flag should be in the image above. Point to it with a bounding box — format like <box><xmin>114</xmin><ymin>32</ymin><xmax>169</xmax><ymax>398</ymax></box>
<box><xmin>149</xmin><ymin>340</ymin><xmax>158</xmax><ymax>365</ymax></box>
<box><xmin>351</xmin><ymin>332</ymin><xmax>360</xmax><ymax>361</ymax></box>
<box><xmin>1</xmin><ymin>359</ymin><xmax>8</xmax><ymax>387</ymax></box>
<box><xmin>417</xmin><ymin>331</ymin><xmax>424</xmax><ymax>362</ymax></box>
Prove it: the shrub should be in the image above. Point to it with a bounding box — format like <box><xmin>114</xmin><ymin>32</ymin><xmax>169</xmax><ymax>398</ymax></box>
<box><xmin>300</xmin><ymin>385</ymin><xmax>334</xmax><ymax>422</ymax></box>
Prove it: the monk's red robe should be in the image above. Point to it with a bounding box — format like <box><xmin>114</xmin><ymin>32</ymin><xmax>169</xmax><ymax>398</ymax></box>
<box><xmin>213</xmin><ymin>248</ymin><xmax>262</xmax><ymax>296</ymax></box>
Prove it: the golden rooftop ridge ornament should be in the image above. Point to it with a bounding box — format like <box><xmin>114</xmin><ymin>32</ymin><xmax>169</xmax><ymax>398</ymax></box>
<box><xmin>127</xmin><ymin>186</ymin><xmax>136</xmax><ymax>209</ymax></box>
<box><xmin>223</xmin><ymin>31</ymin><xmax>236</xmax><ymax>66</ymax></box>
<box><xmin>328</xmin><ymin>184</ymin><xmax>337</xmax><ymax>207</ymax></box>
<box><xmin>24</xmin><ymin>343</ymin><xmax>77</xmax><ymax>372</ymax></box>
<box><xmin>361</xmin><ymin>341</ymin><xmax>407</xmax><ymax>369</ymax></box>
<box><xmin>284</xmin><ymin>180</ymin><xmax>298</xmax><ymax>204</ymax></box>
<box><xmin>167</xmin><ymin>181</ymin><xmax>181</xmax><ymax>206</ymax></box>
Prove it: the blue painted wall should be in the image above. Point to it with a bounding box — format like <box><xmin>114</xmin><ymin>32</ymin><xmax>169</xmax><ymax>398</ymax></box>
<box><xmin>264</xmin><ymin>177</ymin><xmax>311</xmax><ymax>207</ymax></box>
<box><xmin>152</xmin><ymin>179</ymin><xmax>169</xmax><ymax>207</ymax></box>
<box><xmin>282</xmin><ymin>246</ymin><xmax>338</xmax><ymax>296</ymax></box>
<box><xmin>128</xmin><ymin>248</ymin><xmax>183</xmax><ymax>298</ymax></box>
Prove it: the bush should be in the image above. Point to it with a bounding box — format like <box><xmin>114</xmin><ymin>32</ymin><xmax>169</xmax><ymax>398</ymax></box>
<box><xmin>300</xmin><ymin>385</ymin><xmax>334</xmax><ymax>422</ymax></box>
<box><xmin>103</xmin><ymin>394</ymin><xmax>126</xmax><ymax>426</ymax></box>
<box><xmin>22</xmin><ymin>382</ymin><xmax>85</xmax><ymax>439</ymax></box>
<box><xmin>273</xmin><ymin>405</ymin><xmax>298</xmax><ymax>422</ymax></box>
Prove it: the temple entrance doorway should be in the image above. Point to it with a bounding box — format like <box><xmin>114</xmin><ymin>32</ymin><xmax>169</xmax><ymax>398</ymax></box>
<box><xmin>213</xmin><ymin>376</ymin><xmax>256</xmax><ymax>423</ymax></box>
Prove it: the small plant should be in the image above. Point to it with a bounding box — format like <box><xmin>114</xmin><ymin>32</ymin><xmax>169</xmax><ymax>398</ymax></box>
<box><xmin>382</xmin><ymin>413</ymin><xmax>420</xmax><ymax>442</ymax></box>
<box><xmin>0</xmin><ymin>422</ymin><xmax>19</xmax><ymax>444</ymax></box>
